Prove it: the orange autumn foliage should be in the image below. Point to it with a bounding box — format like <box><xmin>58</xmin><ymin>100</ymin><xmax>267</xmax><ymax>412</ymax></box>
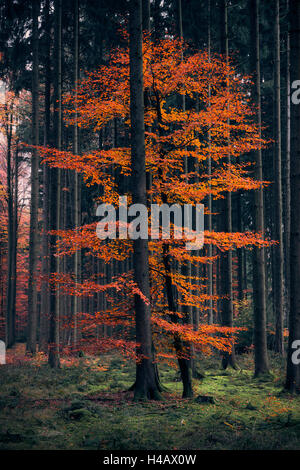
<box><xmin>33</xmin><ymin>35</ymin><xmax>272</xmax><ymax>361</ymax></box>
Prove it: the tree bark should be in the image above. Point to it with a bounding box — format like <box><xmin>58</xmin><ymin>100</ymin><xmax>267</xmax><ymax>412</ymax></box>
<box><xmin>284</xmin><ymin>0</ymin><xmax>291</xmax><ymax>344</ymax></box>
<box><xmin>273</xmin><ymin>0</ymin><xmax>284</xmax><ymax>355</ymax></box>
<box><xmin>6</xmin><ymin>108</ymin><xmax>15</xmax><ymax>348</ymax></box>
<box><xmin>250</xmin><ymin>0</ymin><xmax>270</xmax><ymax>376</ymax></box>
<box><xmin>207</xmin><ymin>0</ymin><xmax>214</xmax><ymax>324</ymax></box>
<box><xmin>129</xmin><ymin>0</ymin><xmax>161</xmax><ymax>400</ymax></box>
<box><xmin>27</xmin><ymin>0</ymin><xmax>40</xmax><ymax>354</ymax></box>
<box><xmin>11</xmin><ymin>145</ymin><xmax>18</xmax><ymax>345</ymax></box>
<box><xmin>48</xmin><ymin>0</ymin><xmax>62</xmax><ymax>368</ymax></box>
<box><xmin>73</xmin><ymin>0</ymin><xmax>80</xmax><ymax>348</ymax></box>
<box><xmin>40</xmin><ymin>0</ymin><xmax>51</xmax><ymax>352</ymax></box>
<box><xmin>219</xmin><ymin>0</ymin><xmax>237</xmax><ymax>370</ymax></box>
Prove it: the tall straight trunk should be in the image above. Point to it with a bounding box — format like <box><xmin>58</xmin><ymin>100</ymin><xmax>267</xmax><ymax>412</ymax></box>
<box><xmin>285</xmin><ymin>0</ymin><xmax>291</xmax><ymax>328</ymax></box>
<box><xmin>73</xmin><ymin>0</ymin><xmax>80</xmax><ymax>347</ymax></box>
<box><xmin>6</xmin><ymin>110</ymin><xmax>15</xmax><ymax>348</ymax></box>
<box><xmin>129</xmin><ymin>0</ymin><xmax>161</xmax><ymax>400</ymax></box>
<box><xmin>237</xmin><ymin>186</ymin><xmax>245</xmax><ymax>301</ymax></box>
<box><xmin>219</xmin><ymin>0</ymin><xmax>237</xmax><ymax>369</ymax></box>
<box><xmin>273</xmin><ymin>0</ymin><xmax>284</xmax><ymax>355</ymax></box>
<box><xmin>207</xmin><ymin>0</ymin><xmax>213</xmax><ymax>324</ymax></box>
<box><xmin>27</xmin><ymin>0</ymin><xmax>40</xmax><ymax>354</ymax></box>
<box><xmin>48</xmin><ymin>0</ymin><xmax>62</xmax><ymax>368</ymax></box>
<box><xmin>250</xmin><ymin>0</ymin><xmax>269</xmax><ymax>376</ymax></box>
<box><xmin>286</xmin><ymin>0</ymin><xmax>300</xmax><ymax>393</ymax></box>
<box><xmin>11</xmin><ymin>145</ymin><xmax>18</xmax><ymax>344</ymax></box>
<box><xmin>40</xmin><ymin>0</ymin><xmax>51</xmax><ymax>352</ymax></box>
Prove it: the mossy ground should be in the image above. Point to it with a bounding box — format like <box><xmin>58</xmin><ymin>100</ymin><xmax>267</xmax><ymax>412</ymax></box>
<box><xmin>0</xmin><ymin>348</ymin><xmax>299</xmax><ymax>450</ymax></box>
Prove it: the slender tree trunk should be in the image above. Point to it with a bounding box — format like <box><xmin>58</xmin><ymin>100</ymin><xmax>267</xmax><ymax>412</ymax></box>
<box><xmin>27</xmin><ymin>0</ymin><xmax>40</xmax><ymax>354</ymax></box>
<box><xmin>6</xmin><ymin>110</ymin><xmax>15</xmax><ymax>348</ymax></box>
<box><xmin>11</xmin><ymin>145</ymin><xmax>18</xmax><ymax>345</ymax></box>
<box><xmin>285</xmin><ymin>0</ymin><xmax>291</xmax><ymax>336</ymax></box>
<box><xmin>273</xmin><ymin>0</ymin><xmax>284</xmax><ymax>355</ymax></box>
<box><xmin>237</xmin><ymin>188</ymin><xmax>245</xmax><ymax>302</ymax></box>
<box><xmin>250</xmin><ymin>0</ymin><xmax>269</xmax><ymax>376</ymax></box>
<box><xmin>285</xmin><ymin>0</ymin><xmax>300</xmax><ymax>393</ymax></box>
<box><xmin>219</xmin><ymin>0</ymin><xmax>237</xmax><ymax>369</ymax></box>
<box><xmin>207</xmin><ymin>0</ymin><xmax>214</xmax><ymax>324</ymax></box>
<box><xmin>48</xmin><ymin>0</ymin><xmax>62</xmax><ymax>368</ymax></box>
<box><xmin>40</xmin><ymin>0</ymin><xmax>51</xmax><ymax>352</ymax></box>
<box><xmin>73</xmin><ymin>0</ymin><xmax>80</xmax><ymax>347</ymax></box>
<box><xmin>129</xmin><ymin>0</ymin><xmax>161</xmax><ymax>400</ymax></box>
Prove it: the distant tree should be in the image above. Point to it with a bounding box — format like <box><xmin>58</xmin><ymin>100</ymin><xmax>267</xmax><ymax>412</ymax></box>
<box><xmin>27</xmin><ymin>0</ymin><xmax>40</xmax><ymax>354</ymax></box>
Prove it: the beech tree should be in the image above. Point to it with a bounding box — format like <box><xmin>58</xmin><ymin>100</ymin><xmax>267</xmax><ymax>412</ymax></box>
<box><xmin>37</xmin><ymin>32</ymin><xmax>271</xmax><ymax>397</ymax></box>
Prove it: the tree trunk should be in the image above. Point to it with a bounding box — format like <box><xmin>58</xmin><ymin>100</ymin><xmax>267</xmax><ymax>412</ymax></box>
<box><xmin>250</xmin><ymin>0</ymin><xmax>269</xmax><ymax>376</ymax></box>
<box><xmin>73</xmin><ymin>0</ymin><xmax>80</xmax><ymax>348</ymax></box>
<box><xmin>273</xmin><ymin>0</ymin><xmax>284</xmax><ymax>355</ymax></box>
<box><xmin>11</xmin><ymin>145</ymin><xmax>18</xmax><ymax>345</ymax></box>
<box><xmin>27</xmin><ymin>0</ymin><xmax>40</xmax><ymax>354</ymax></box>
<box><xmin>284</xmin><ymin>0</ymin><xmax>291</xmax><ymax>342</ymax></box>
<box><xmin>40</xmin><ymin>0</ymin><xmax>51</xmax><ymax>352</ymax></box>
<box><xmin>6</xmin><ymin>109</ymin><xmax>15</xmax><ymax>348</ymax></box>
<box><xmin>219</xmin><ymin>0</ymin><xmax>237</xmax><ymax>370</ymax></box>
<box><xmin>48</xmin><ymin>0</ymin><xmax>62</xmax><ymax>368</ymax></box>
<box><xmin>129</xmin><ymin>0</ymin><xmax>161</xmax><ymax>400</ymax></box>
<box><xmin>207</xmin><ymin>0</ymin><xmax>214</xmax><ymax>324</ymax></box>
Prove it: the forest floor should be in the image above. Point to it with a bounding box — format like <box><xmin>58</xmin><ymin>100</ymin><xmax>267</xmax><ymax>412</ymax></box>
<box><xmin>0</xmin><ymin>346</ymin><xmax>300</xmax><ymax>450</ymax></box>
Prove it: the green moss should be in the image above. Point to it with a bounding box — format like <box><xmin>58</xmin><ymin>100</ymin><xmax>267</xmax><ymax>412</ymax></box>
<box><xmin>0</xmin><ymin>352</ymin><xmax>300</xmax><ymax>449</ymax></box>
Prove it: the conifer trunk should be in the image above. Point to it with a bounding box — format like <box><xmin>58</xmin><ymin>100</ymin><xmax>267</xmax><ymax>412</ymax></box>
<box><xmin>40</xmin><ymin>0</ymin><xmax>51</xmax><ymax>352</ymax></box>
<box><xmin>250</xmin><ymin>0</ymin><xmax>269</xmax><ymax>376</ymax></box>
<box><xmin>73</xmin><ymin>0</ymin><xmax>80</xmax><ymax>347</ymax></box>
<box><xmin>273</xmin><ymin>0</ymin><xmax>284</xmax><ymax>355</ymax></box>
<box><xmin>219</xmin><ymin>0</ymin><xmax>237</xmax><ymax>369</ymax></box>
<box><xmin>48</xmin><ymin>0</ymin><xmax>62</xmax><ymax>368</ymax></box>
<box><xmin>285</xmin><ymin>0</ymin><xmax>291</xmax><ymax>339</ymax></box>
<box><xmin>6</xmin><ymin>110</ymin><xmax>15</xmax><ymax>348</ymax></box>
<box><xmin>27</xmin><ymin>0</ymin><xmax>40</xmax><ymax>354</ymax></box>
